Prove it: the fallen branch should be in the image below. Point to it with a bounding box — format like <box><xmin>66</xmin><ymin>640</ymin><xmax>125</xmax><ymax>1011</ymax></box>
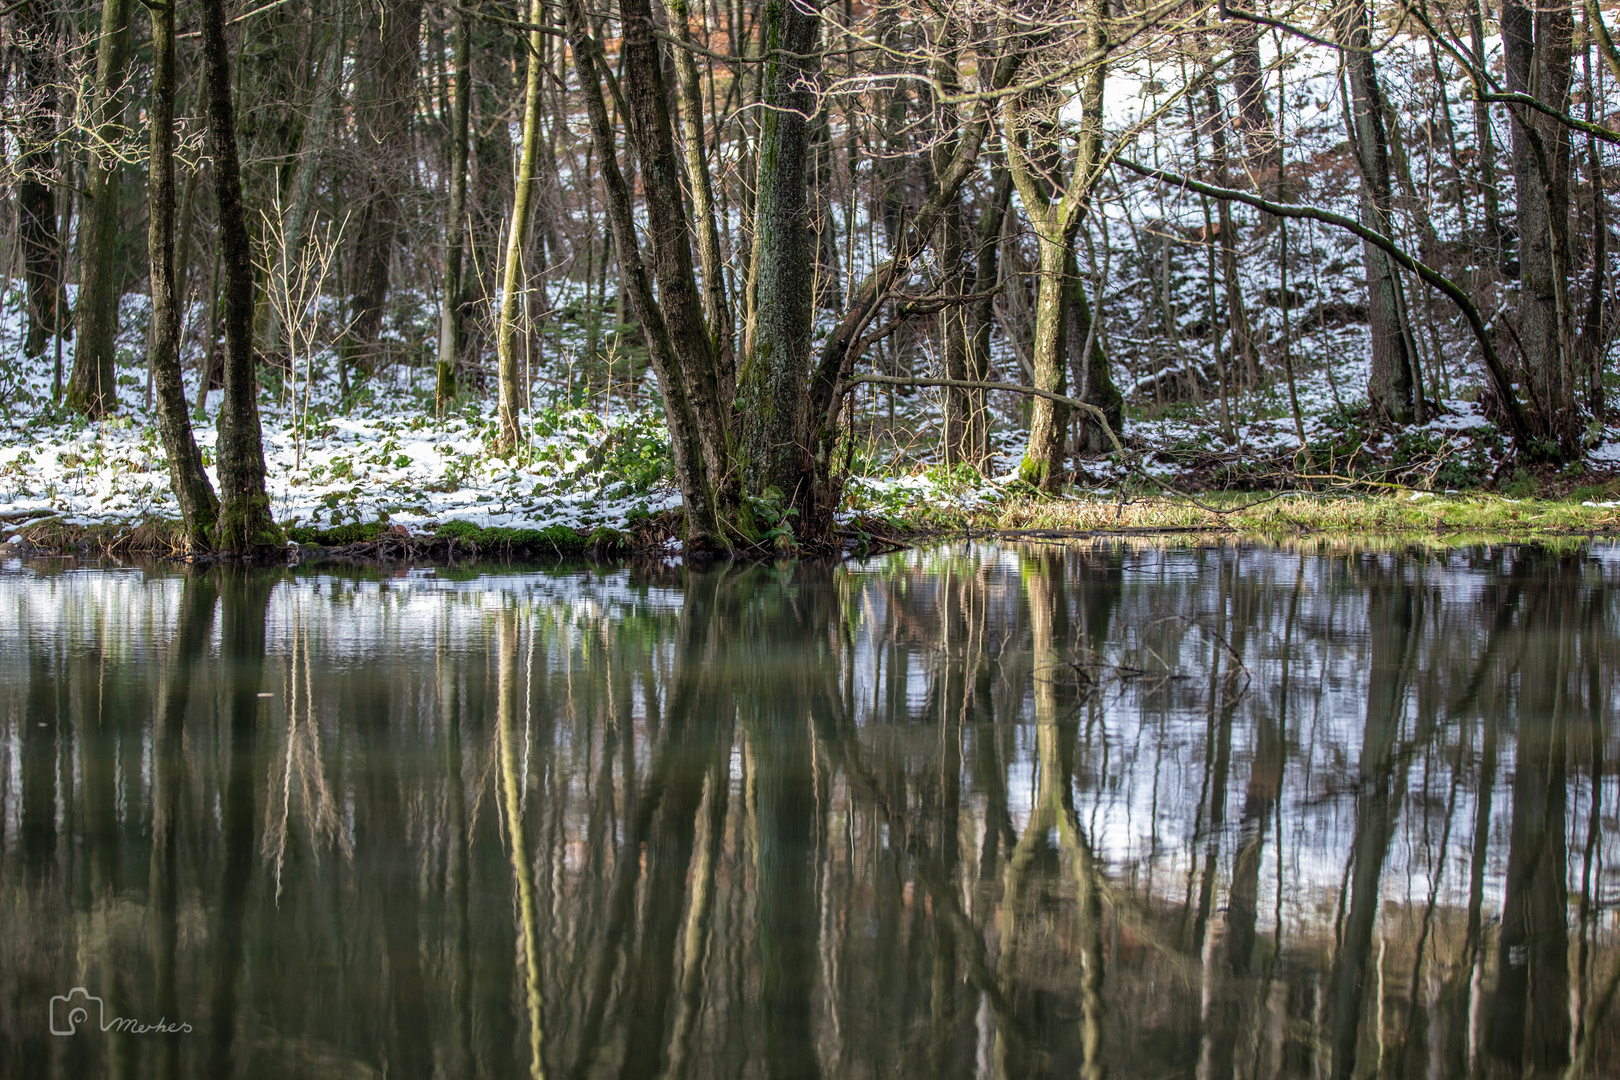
<box><xmin>1114</xmin><ymin>157</ymin><xmax>1537</xmax><ymax>449</ymax></box>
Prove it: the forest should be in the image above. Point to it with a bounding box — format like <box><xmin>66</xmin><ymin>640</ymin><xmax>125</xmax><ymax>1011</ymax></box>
<box><xmin>4</xmin><ymin>0</ymin><xmax>1620</xmax><ymax>556</ymax></box>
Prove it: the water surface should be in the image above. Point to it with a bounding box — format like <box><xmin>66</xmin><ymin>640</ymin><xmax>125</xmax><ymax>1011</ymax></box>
<box><xmin>2</xmin><ymin>543</ymin><xmax>1617</xmax><ymax>1078</ymax></box>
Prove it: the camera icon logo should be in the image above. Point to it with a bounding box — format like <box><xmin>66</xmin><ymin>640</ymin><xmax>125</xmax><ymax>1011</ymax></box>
<box><xmin>49</xmin><ymin>988</ymin><xmax>104</xmax><ymax>1036</ymax></box>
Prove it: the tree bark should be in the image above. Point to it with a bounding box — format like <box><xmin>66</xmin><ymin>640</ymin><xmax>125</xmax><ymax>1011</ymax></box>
<box><xmin>436</xmin><ymin>2</ymin><xmax>469</xmax><ymax>412</ymax></box>
<box><xmin>1504</xmin><ymin>0</ymin><xmax>1580</xmax><ymax>454</ymax></box>
<box><xmin>1007</xmin><ymin>0</ymin><xmax>1111</xmax><ymax>491</ymax></box>
<box><xmin>964</xmin><ymin>167</ymin><xmax>1013</xmax><ymax>467</ymax></box>
<box><xmin>14</xmin><ymin>0</ymin><xmax>61</xmax><ymax>358</ymax></box>
<box><xmin>1339</xmin><ymin>0</ymin><xmax>1419</xmax><ymax>423</ymax></box>
<box><xmin>1066</xmin><ymin>243</ymin><xmax>1123</xmax><ymax>455</ymax></box>
<box><xmin>495</xmin><ymin>0</ymin><xmax>546</xmax><ymax>449</ymax></box>
<box><xmin>66</xmin><ymin>0</ymin><xmax>134</xmax><ymax>417</ymax></box>
<box><xmin>202</xmin><ymin>0</ymin><xmax>282</xmax><ymax>552</ymax></box>
<box><xmin>739</xmin><ymin>0</ymin><xmax>822</xmax><ymax>504</ymax></box>
<box><xmin>148</xmin><ymin>0</ymin><xmax>219</xmax><ymax>550</ymax></box>
<box><xmin>618</xmin><ymin>0</ymin><xmax>735</xmax><ymax>514</ymax></box>
<box><xmin>345</xmin><ymin>0</ymin><xmax>424</xmax><ymax>372</ymax></box>
<box><xmin>563</xmin><ymin>0</ymin><xmax>724</xmax><ymax>548</ymax></box>
<box><xmin>664</xmin><ymin>0</ymin><xmax>737</xmax><ymax>394</ymax></box>
<box><xmin>1469</xmin><ymin>0</ymin><xmax>1503</xmax><ymax>250</ymax></box>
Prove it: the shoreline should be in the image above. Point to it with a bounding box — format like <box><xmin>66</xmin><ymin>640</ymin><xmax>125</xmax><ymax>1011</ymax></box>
<box><xmin>9</xmin><ymin>491</ymin><xmax>1620</xmax><ymax>564</ymax></box>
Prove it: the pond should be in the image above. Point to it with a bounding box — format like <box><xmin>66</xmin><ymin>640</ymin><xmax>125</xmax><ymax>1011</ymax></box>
<box><xmin>1</xmin><ymin>542</ymin><xmax>1616</xmax><ymax>1079</ymax></box>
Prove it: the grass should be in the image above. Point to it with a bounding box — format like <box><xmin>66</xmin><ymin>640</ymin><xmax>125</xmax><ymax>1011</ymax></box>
<box><xmin>968</xmin><ymin>491</ymin><xmax>1620</xmax><ymax>539</ymax></box>
<box><xmin>11</xmin><ymin>490</ymin><xmax>1620</xmax><ymax>563</ymax></box>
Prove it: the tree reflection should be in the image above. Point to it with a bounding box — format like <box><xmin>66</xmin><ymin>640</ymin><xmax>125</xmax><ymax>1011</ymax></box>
<box><xmin>1</xmin><ymin>544</ymin><xmax>1617</xmax><ymax>1078</ymax></box>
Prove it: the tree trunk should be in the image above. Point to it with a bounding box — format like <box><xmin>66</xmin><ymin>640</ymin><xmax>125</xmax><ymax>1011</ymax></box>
<box><xmin>663</xmin><ymin>0</ymin><xmax>737</xmax><ymax>394</ymax></box>
<box><xmin>965</xmin><ymin>167</ymin><xmax>1013</xmax><ymax>467</ymax></box>
<box><xmin>618</xmin><ymin>0</ymin><xmax>735</xmax><ymax>513</ymax></box>
<box><xmin>148</xmin><ymin>0</ymin><xmax>219</xmax><ymax>550</ymax></box>
<box><xmin>564</xmin><ymin>0</ymin><xmax>724</xmax><ymax>548</ymax></box>
<box><xmin>202</xmin><ymin>0</ymin><xmax>282</xmax><ymax>553</ymax></box>
<box><xmin>264</xmin><ymin>9</ymin><xmax>345</xmax><ymax>363</ymax></box>
<box><xmin>1579</xmin><ymin>43</ymin><xmax>1607</xmax><ymax>420</ymax></box>
<box><xmin>495</xmin><ymin>0</ymin><xmax>546</xmax><ymax>449</ymax></box>
<box><xmin>436</xmin><ymin>2</ymin><xmax>469</xmax><ymax>412</ymax></box>
<box><xmin>65</xmin><ymin>0</ymin><xmax>134</xmax><ymax>417</ymax></box>
<box><xmin>1340</xmin><ymin>0</ymin><xmax>1419</xmax><ymax>423</ymax></box>
<box><xmin>1204</xmin><ymin>78</ymin><xmax>1260</xmax><ymax>391</ymax></box>
<box><xmin>1017</xmin><ymin>230</ymin><xmax>1072</xmax><ymax>489</ymax></box>
<box><xmin>15</xmin><ymin>0</ymin><xmax>61</xmax><ymax>358</ymax></box>
<box><xmin>345</xmin><ymin>0</ymin><xmax>424</xmax><ymax>373</ymax></box>
<box><xmin>1469</xmin><ymin>0</ymin><xmax>1503</xmax><ymax>250</ymax></box>
<box><xmin>1066</xmin><ymin>243</ymin><xmax>1123</xmax><ymax>455</ymax></box>
<box><xmin>739</xmin><ymin>0</ymin><xmax>822</xmax><ymax>507</ymax></box>
<box><xmin>1009</xmin><ymin>0</ymin><xmax>1109</xmax><ymax>491</ymax></box>
<box><xmin>1504</xmin><ymin>0</ymin><xmax>1580</xmax><ymax>454</ymax></box>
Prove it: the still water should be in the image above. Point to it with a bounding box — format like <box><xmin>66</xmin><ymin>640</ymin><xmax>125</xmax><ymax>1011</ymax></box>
<box><xmin>1</xmin><ymin>542</ymin><xmax>1617</xmax><ymax>1079</ymax></box>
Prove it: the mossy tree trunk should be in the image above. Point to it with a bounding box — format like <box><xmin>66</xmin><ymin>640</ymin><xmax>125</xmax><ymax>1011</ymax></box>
<box><xmin>148</xmin><ymin>0</ymin><xmax>219</xmax><ymax>550</ymax></box>
<box><xmin>1006</xmin><ymin>0</ymin><xmax>1112</xmax><ymax>492</ymax></box>
<box><xmin>66</xmin><ymin>0</ymin><xmax>134</xmax><ymax>417</ymax></box>
<box><xmin>436</xmin><ymin>1</ymin><xmax>470</xmax><ymax>413</ymax></box>
<box><xmin>1503</xmin><ymin>0</ymin><xmax>1580</xmax><ymax>456</ymax></box>
<box><xmin>563</xmin><ymin>0</ymin><xmax>727</xmax><ymax>549</ymax></box>
<box><xmin>15</xmin><ymin>0</ymin><xmax>62</xmax><ymax>359</ymax></box>
<box><xmin>664</xmin><ymin>0</ymin><xmax>737</xmax><ymax>395</ymax></box>
<box><xmin>495</xmin><ymin>0</ymin><xmax>545</xmax><ymax>450</ymax></box>
<box><xmin>345</xmin><ymin>0</ymin><xmax>423</xmax><ymax>374</ymax></box>
<box><xmin>739</xmin><ymin>0</ymin><xmax>822</xmax><ymax>506</ymax></box>
<box><xmin>1340</xmin><ymin>0</ymin><xmax>1422</xmax><ymax>425</ymax></box>
<box><xmin>202</xmin><ymin>0</ymin><xmax>281</xmax><ymax>554</ymax></box>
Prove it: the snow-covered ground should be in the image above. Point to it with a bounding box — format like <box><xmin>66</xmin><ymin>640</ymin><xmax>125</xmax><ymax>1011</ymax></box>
<box><xmin>8</xmin><ymin>27</ymin><xmax>1620</xmax><ymax>543</ymax></box>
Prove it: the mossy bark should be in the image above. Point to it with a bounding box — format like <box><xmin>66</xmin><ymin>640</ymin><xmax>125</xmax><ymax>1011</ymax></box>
<box><xmin>15</xmin><ymin>0</ymin><xmax>62</xmax><ymax>359</ymax></box>
<box><xmin>563</xmin><ymin>0</ymin><xmax>725</xmax><ymax>549</ymax></box>
<box><xmin>201</xmin><ymin>0</ymin><xmax>281</xmax><ymax>554</ymax></box>
<box><xmin>495</xmin><ymin>0</ymin><xmax>545</xmax><ymax>450</ymax></box>
<box><xmin>66</xmin><ymin>0</ymin><xmax>133</xmax><ymax>417</ymax></box>
<box><xmin>148</xmin><ymin>0</ymin><xmax>219</xmax><ymax>550</ymax></box>
<box><xmin>436</xmin><ymin>3</ymin><xmax>470</xmax><ymax>413</ymax></box>
<box><xmin>1018</xmin><ymin>233</ymin><xmax>1072</xmax><ymax>491</ymax></box>
<box><xmin>739</xmin><ymin>0</ymin><xmax>821</xmax><ymax>505</ymax></box>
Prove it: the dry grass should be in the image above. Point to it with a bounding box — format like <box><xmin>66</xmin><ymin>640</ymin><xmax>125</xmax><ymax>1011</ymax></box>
<box><xmin>977</xmin><ymin>492</ymin><xmax>1620</xmax><ymax>542</ymax></box>
<box><xmin>16</xmin><ymin>515</ymin><xmax>192</xmax><ymax>558</ymax></box>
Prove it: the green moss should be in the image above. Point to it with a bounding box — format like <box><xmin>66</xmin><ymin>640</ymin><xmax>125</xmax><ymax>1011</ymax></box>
<box><xmin>214</xmin><ymin>494</ymin><xmax>284</xmax><ymax>553</ymax></box>
<box><xmin>436</xmin><ymin>519</ymin><xmax>589</xmax><ymax>555</ymax></box>
<box><xmin>286</xmin><ymin>521</ymin><xmax>389</xmax><ymax>545</ymax></box>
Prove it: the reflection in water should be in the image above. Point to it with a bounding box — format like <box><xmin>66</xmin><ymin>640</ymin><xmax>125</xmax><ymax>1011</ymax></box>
<box><xmin>1</xmin><ymin>544</ymin><xmax>1618</xmax><ymax>1079</ymax></box>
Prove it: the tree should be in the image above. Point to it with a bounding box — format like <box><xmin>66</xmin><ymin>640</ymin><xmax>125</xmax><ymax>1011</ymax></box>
<box><xmin>1339</xmin><ymin>0</ymin><xmax>1425</xmax><ymax>424</ymax></box>
<box><xmin>1503</xmin><ymin>0</ymin><xmax>1580</xmax><ymax>454</ymax></box>
<box><xmin>146</xmin><ymin>0</ymin><xmax>218</xmax><ymax>549</ymax></box>
<box><xmin>436</xmin><ymin>0</ymin><xmax>470</xmax><ymax>412</ymax></box>
<box><xmin>13</xmin><ymin>0</ymin><xmax>62</xmax><ymax>359</ymax></box>
<box><xmin>65</xmin><ymin>0</ymin><xmax>135</xmax><ymax>417</ymax></box>
<box><xmin>345</xmin><ymin>0</ymin><xmax>424</xmax><ymax>371</ymax></box>
<box><xmin>1003</xmin><ymin>0</ymin><xmax>1120</xmax><ymax>491</ymax></box>
<box><xmin>494</xmin><ymin>0</ymin><xmax>546</xmax><ymax>449</ymax></box>
<box><xmin>738</xmin><ymin>0</ymin><xmax>823</xmax><ymax>502</ymax></box>
<box><xmin>201</xmin><ymin>0</ymin><xmax>281</xmax><ymax>552</ymax></box>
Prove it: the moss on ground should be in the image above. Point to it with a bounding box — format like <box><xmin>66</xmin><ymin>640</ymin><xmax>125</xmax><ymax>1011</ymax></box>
<box><xmin>286</xmin><ymin>521</ymin><xmax>391</xmax><ymax>545</ymax></box>
<box><xmin>966</xmin><ymin>491</ymin><xmax>1620</xmax><ymax>539</ymax></box>
<box><xmin>435</xmin><ymin>520</ymin><xmax>625</xmax><ymax>557</ymax></box>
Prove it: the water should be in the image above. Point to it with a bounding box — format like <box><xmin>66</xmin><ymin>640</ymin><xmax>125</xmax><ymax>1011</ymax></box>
<box><xmin>1</xmin><ymin>542</ymin><xmax>1616</xmax><ymax>1079</ymax></box>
